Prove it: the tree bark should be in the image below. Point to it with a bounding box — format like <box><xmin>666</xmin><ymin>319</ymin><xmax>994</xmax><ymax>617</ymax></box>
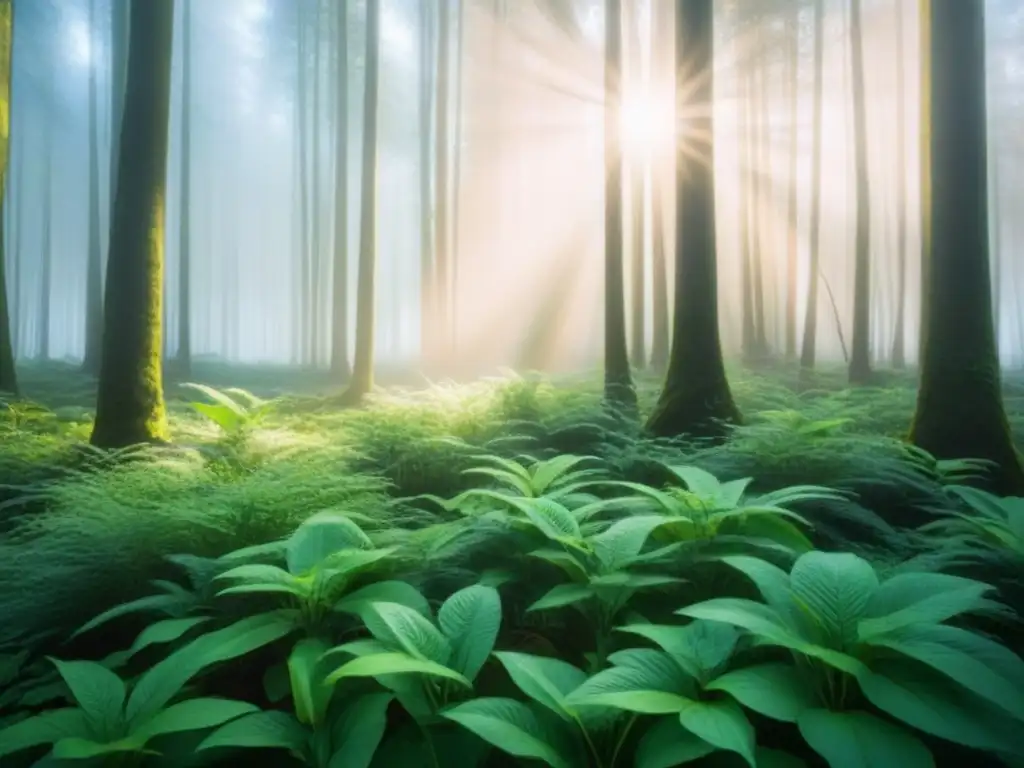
<box><xmin>175</xmin><ymin>0</ymin><xmax>193</xmax><ymax>376</ymax></box>
<box><xmin>909</xmin><ymin>0</ymin><xmax>1024</xmax><ymax>494</ymax></box>
<box><xmin>0</xmin><ymin>0</ymin><xmax>15</xmax><ymax>395</ymax></box>
<box><xmin>91</xmin><ymin>0</ymin><xmax>175</xmax><ymax>448</ymax></box>
<box><xmin>330</xmin><ymin>0</ymin><xmax>350</xmax><ymax>378</ymax></box>
<box><xmin>799</xmin><ymin>0</ymin><xmax>824</xmax><ymax>372</ymax></box>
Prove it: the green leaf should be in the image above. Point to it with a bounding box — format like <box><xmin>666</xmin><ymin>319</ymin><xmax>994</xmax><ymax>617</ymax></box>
<box><xmin>569</xmin><ymin>651</ymin><xmax>694</xmax><ymax>713</ymax></box>
<box><xmin>328</xmin><ymin>692</ymin><xmax>393</xmax><ymax>768</ymax></box>
<box><xmin>635</xmin><ymin>716</ymin><xmax>716</xmax><ymax>768</ymax></box>
<box><xmin>493</xmin><ymin>651</ymin><xmax>587</xmax><ymax>719</ymax></box>
<box><xmin>678</xmin><ymin>698</ymin><xmax>756</xmax><ymax>767</ymax></box>
<box><xmin>288</xmin><ymin>638</ymin><xmax>333</xmax><ymax>727</ymax></box>
<box><xmin>866</xmin><ymin>623</ymin><xmax>1024</xmax><ymax>721</ymax></box>
<box><xmin>287</xmin><ymin>512</ymin><xmax>373</xmax><ymax>575</ymax></box>
<box><xmin>335</xmin><ymin>580</ymin><xmax>431</xmax><ymax>616</ymax></box>
<box><xmin>858</xmin><ymin>572</ymin><xmax>995</xmax><ymax>639</ymax></box>
<box><xmin>126</xmin><ymin>616</ymin><xmax>212</xmax><ymax>659</ymax></box>
<box><xmin>0</xmin><ymin>709</ymin><xmax>90</xmax><ymax>759</ymax></box>
<box><xmin>797</xmin><ymin>709</ymin><xmax>935</xmax><ymax>768</ymax></box>
<box><xmin>361</xmin><ymin>601</ymin><xmax>452</xmax><ymax>664</ymax></box>
<box><xmin>858</xmin><ymin>660</ymin><xmax>1021</xmax><ymax>754</ymax></box>
<box><xmin>716</xmin><ymin>556</ymin><xmax>793</xmax><ymax>613</ymax></box>
<box><xmin>324</xmin><ymin>652</ymin><xmax>471</xmax><ymax>687</ymax></box>
<box><xmin>438</xmin><ymin>585</ymin><xmax>502</xmax><ymax>682</ymax></box>
<box><xmin>126</xmin><ymin>611</ymin><xmax>295</xmax><ymax>725</ymax></box>
<box><xmin>529</xmin><ymin>548</ymin><xmax>589</xmax><ymax>581</ymax></box>
<box><xmin>589</xmin><ymin>515</ymin><xmax>668</xmax><ymax>569</ymax></box>
<box><xmin>668</xmin><ymin>466</ymin><xmax>725</xmax><ymax>499</ymax></box>
<box><xmin>215</xmin><ymin>564</ymin><xmax>302</xmax><ymax>595</ymax></box>
<box><xmin>71</xmin><ymin>593</ymin><xmax>188</xmax><ymax>638</ymax></box>
<box><xmin>197</xmin><ymin>711</ymin><xmax>307</xmax><ymax>752</ymax></box>
<box><xmin>527</xmin><ymin>583</ymin><xmax>594</xmax><ymax>612</ymax></box>
<box><xmin>789</xmin><ymin>551</ymin><xmax>879</xmax><ymax>646</ymax></box>
<box><xmin>51</xmin><ymin>735</ymin><xmax>148</xmax><ymax>760</ymax></box>
<box><xmin>134</xmin><ymin>698</ymin><xmax>259</xmax><ymax>740</ymax></box>
<box><xmin>519</xmin><ymin>497</ymin><xmax>583</xmax><ymax>542</ymax></box>
<box><xmin>442</xmin><ymin>697</ymin><xmax>573</xmax><ymax>768</ymax></box>
<box><xmin>706</xmin><ymin>663</ymin><xmax>818</xmax><ymax>722</ymax></box>
<box><xmin>49</xmin><ymin>659</ymin><xmax>126</xmax><ymax>728</ymax></box>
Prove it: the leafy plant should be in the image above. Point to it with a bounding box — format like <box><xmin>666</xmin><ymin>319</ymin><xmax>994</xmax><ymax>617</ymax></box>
<box><xmin>181</xmin><ymin>383</ymin><xmax>275</xmax><ymax>435</ymax></box>
<box><xmin>920</xmin><ymin>485</ymin><xmax>1024</xmax><ymax>560</ymax></box>
<box><xmin>0</xmin><ymin>613</ymin><xmax>294</xmax><ymax>762</ymax></box>
<box><xmin>679</xmin><ymin>551</ymin><xmax>1024</xmax><ymax>766</ymax></box>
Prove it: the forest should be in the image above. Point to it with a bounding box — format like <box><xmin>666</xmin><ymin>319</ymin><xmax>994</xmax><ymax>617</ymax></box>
<box><xmin>0</xmin><ymin>0</ymin><xmax>1022</xmax><ymax>766</ymax></box>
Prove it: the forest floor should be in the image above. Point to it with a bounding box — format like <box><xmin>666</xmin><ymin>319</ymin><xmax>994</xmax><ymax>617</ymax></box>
<box><xmin>0</xmin><ymin>361</ymin><xmax>1022</xmax><ymax>767</ymax></box>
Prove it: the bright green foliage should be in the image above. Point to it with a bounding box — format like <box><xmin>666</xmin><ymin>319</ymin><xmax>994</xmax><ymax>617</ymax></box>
<box><xmin>679</xmin><ymin>550</ymin><xmax>1024</xmax><ymax>765</ymax></box>
<box><xmin>920</xmin><ymin>484</ymin><xmax>1024</xmax><ymax>560</ymax></box>
<box><xmin>181</xmin><ymin>382</ymin><xmax>275</xmax><ymax>435</ymax></box>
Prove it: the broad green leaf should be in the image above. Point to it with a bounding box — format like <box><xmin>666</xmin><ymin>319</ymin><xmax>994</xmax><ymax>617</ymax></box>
<box><xmin>287</xmin><ymin>512</ymin><xmax>373</xmax><ymax>575</ymax></box>
<box><xmin>568</xmin><ymin>654</ymin><xmax>695</xmax><ymax>714</ymax></box>
<box><xmin>589</xmin><ymin>515</ymin><xmax>668</xmax><ymax>569</ymax></box>
<box><xmin>797</xmin><ymin>709</ymin><xmax>935</xmax><ymax>768</ymax></box>
<box><xmin>51</xmin><ymin>735</ymin><xmax>148</xmax><ymax>760</ymax></box>
<box><xmin>717</xmin><ymin>556</ymin><xmax>793</xmax><ymax>613</ymax></box>
<box><xmin>635</xmin><ymin>716</ymin><xmax>717</xmax><ymax>768</ymax></box>
<box><xmin>288</xmin><ymin>638</ymin><xmax>332</xmax><ymax>727</ymax></box>
<box><xmin>126</xmin><ymin>616</ymin><xmax>212</xmax><ymax>659</ymax></box>
<box><xmin>678</xmin><ymin>698</ymin><xmax>756</xmax><ymax>767</ymax></box>
<box><xmin>0</xmin><ymin>708</ymin><xmax>90</xmax><ymax>759</ymax></box>
<box><xmin>866</xmin><ymin>623</ymin><xmax>1024</xmax><ymax>721</ymax></box>
<box><xmin>438</xmin><ymin>585</ymin><xmax>502</xmax><ymax>682</ymax></box>
<box><xmin>328</xmin><ymin>692</ymin><xmax>393</xmax><ymax>768</ymax></box>
<box><xmin>335</xmin><ymin>580</ymin><xmax>431</xmax><ymax>616</ymax></box>
<box><xmin>668</xmin><ymin>466</ymin><xmax>724</xmax><ymax>499</ymax></box>
<box><xmin>789</xmin><ymin>552</ymin><xmax>879</xmax><ymax>647</ymax></box>
<box><xmin>531</xmin><ymin>454</ymin><xmax>599</xmax><ymax>494</ymax></box>
<box><xmin>324</xmin><ymin>652</ymin><xmax>471</xmax><ymax>687</ymax></box>
<box><xmin>529</xmin><ymin>549</ymin><xmax>589</xmax><ymax>581</ymax></box>
<box><xmin>126</xmin><ymin>611</ymin><xmax>295</xmax><ymax>725</ymax></box>
<box><xmin>72</xmin><ymin>593</ymin><xmax>188</xmax><ymax>638</ymax></box>
<box><xmin>198</xmin><ymin>711</ymin><xmax>307</xmax><ymax>752</ymax></box>
<box><xmin>519</xmin><ymin>497</ymin><xmax>583</xmax><ymax>542</ymax></box>
<box><xmin>361</xmin><ymin>601</ymin><xmax>452</xmax><ymax>664</ymax></box>
<box><xmin>858</xmin><ymin>573</ymin><xmax>994</xmax><ymax>639</ymax></box>
<box><xmin>858</xmin><ymin>661</ymin><xmax>1021</xmax><ymax>754</ymax></box>
<box><xmin>527</xmin><ymin>583</ymin><xmax>594</xmax><ymax>612</ymax></box>
<box><xmin>463</xmin><ymin>466</ymin><xmax>535</xmax><ymax>497</ymax></box>
<box><xmin>134</xmin><ymin>698</ymin><xmax>258</xmax><ymax>739</ymax></box>
<box><xmin>49</xmin><ymin>659</ymin><xmax>126</xmax><ymax>729</ymax></box>
<box><xmin>442</xmin><ymin>697</ymin><xmax>573</xmax><ymax>768</ymax></box>
<box><xmin>706</xmin><ymin>663</ymin><xmax>817</xmax><ymax>722</ymax></box>
<box><xmin>493</xmin><ymin>651</ymin><xmax>587</xmax><ymax>719</ymax></box>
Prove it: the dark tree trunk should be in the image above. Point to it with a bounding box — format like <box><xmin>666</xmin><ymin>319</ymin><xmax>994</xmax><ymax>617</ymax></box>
<box><xmin>91</xmin><ymin>0</ymin><xmax>174</xmax><ymax>448</ymax></box>
<box><xmin>602</xmin><ymin>0</ymin><xmax>636</xmax><ymax>411</ymax></box>
<box><xmin>341</xmin><ymin>0</ymin><xmax>381</xmax><ymax>403</ymax></box>
<box><xmin>647</xmin><ymin>0</ymin><xmax>739</xmax><ymax>438</ymax></box>
<box><xmin>909</xmin><ymin>0</ymin><xmax>1024</xmax><ymax>494</ymax></box>
<box><xmin>0</xmin><ymin>0</ymin><xmax>15</xmax><ymax>395</ymax></box>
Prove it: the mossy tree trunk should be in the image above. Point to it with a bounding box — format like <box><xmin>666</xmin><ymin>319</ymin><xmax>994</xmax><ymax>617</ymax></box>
<box><xmin>341</xmin><ymin>0</ymin><xmax>381</xmax><ymax>404</ymax></box>
<box><xmin>0</xmin><ymin>0</ymin><xmax>15</xmax><ymax>396</ymax></box>
<box><xmin>646</xmin><ymin>0</ymin><xmax>739</xmax><ymax>439</ymax></box>
<box><xmin>90</xmin><ymin>0</ymin><xmax>175</xmax><ymax>448</ymax></box>
<box><xmin>602</xmin><ymin>0</ymin><xmax>637</xmax><ymax>412</ymax></box>
<box><xmin>909</xmin><ymin>0</ymin><xmax>1024</xmax><ymax>494</ymax></box>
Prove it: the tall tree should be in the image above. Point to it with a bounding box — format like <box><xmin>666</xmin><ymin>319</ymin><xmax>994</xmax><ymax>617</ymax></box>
<box><xmin>890</xmin><ymin>0</ymin><xmax>907</xmax><ymax>368</ymax></box>
<box><xmin>330</xmin><ymin>0</ymin><xmax>350</xmax><ymax>378</ymax></box>
<box><xmin>784</xmin><ymin>3</ymin><xmax>800</xmax><ymax>359</ymax></box>
<box><xmin>602</xmin><ymin>0</ymin><xmax>636</xmax><ymax>410</ymax></box>
<box><xmin>648</xmin><ymin>0</ymin><xmax>672</xmax><ymax>371</ymax></box>
<box><xmin>647</xmin><ymin>0</ymin><xmax>739</xmax><ymax>437</ymax></box>
<box><xmin>91</xmin><ymin>0</ymin><xmax>175</xmax><ymax>448</ymax></box>
<box><xmin>909</xmin><ymin>0</ymin><xmax>1024</xmax><ymax>493</ymax></box>
<box><xmin>38</xmin><ymin>125</ymin><xmax>52</xmax><ymax>360</ymax></box>
<box><xmin>340</xmin><ymin>0</ymin><xmax>381</xmax><ymax>403</ymax></box>
<box><xmin>417</xmin><ymin>0</ymin><xmax>434</xmax><ymax>364</ymax></box>
<box><xmin>627</xmin><ymin>0</ymin><xmax>645</xmax><ymax>370</ymax></box>
<box><xmin>0</xmin><ymin>0</ymin><xmax>15</xmax><ymax>395</ymax></box>
<box><xmin>434</xmin><ymin>0</ymin><xmax>453</xmax><ymax>355</ymax></box>
<box><xmin>799</xmin><ymin>0</ymin><xmax>825</xmax><ymax>371</ymax></box>
<box><xmin>83</xmin><ymin>0</ymin><xmax>104</xmax><ymax>373</ymax></box>
<box><xmin>847</xmin><ymin>0</ymin><xmax>872</xmax><ymax>383</ymax></box>
<box><xmin>175</xmin><ymin>0</ymin><xmax>193</xmax><ymax>376</ymax></box>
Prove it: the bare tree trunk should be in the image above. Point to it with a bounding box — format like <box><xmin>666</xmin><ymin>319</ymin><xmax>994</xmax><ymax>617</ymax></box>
<box><xmin>848</xmin><ymin>0</ymin><xmax>873</xmax><ymax>384</ymax></box>
<box><xmin>891</xmin><ymin>0</ymin><xmax>907</xmax><ymax>368</ymax></box>
<box><xmin>0</xmin><ymin>0</ymin><xmax>15</xmax><ymax>394</ymax></box>
<box><xmin>331</xmin><ymin>0</ymin><xmax>351</xmax><ymax>378</ymax></box>
<box><xmin>800</xmin><ymin>0</ymin><xmax>825</xmax><ymax>371</ymax></box>
<box><xmin>176</xmin><ymin>0</ymin><xmax>193</xmax><ymax>376</ymax></box>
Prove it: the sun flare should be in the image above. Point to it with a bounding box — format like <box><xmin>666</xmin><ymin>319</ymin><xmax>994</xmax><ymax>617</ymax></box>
<box><xmin>619</xmin><ymin>93</ymin><xmax>674</xmax><ymax>159</ymax></box>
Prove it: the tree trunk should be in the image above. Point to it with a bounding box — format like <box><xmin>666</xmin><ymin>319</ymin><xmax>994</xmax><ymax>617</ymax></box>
<box><xmin>784</xmin><ymin>4</ymin><xmax>799</xmax><ymax>360</ymax></box>
<box><xmin>330</xmin><ymin>0</ymin><xmax>350</xmax><ymax>378</ymax></box>
<box><xmin>434</xmin><ymin>0</ymin><xmax>452</xmax><ymax>356</ymax></box>
<box><xmin>176</xmin><ymin>0</ymin><xmax>193</xmax><ymax>376</ymax></box>
<box><xmin>602</xmin><ymin>0</ymin><xmax>636</xmax><ymax>411</ymax></box>
<box><xmin>847</xmin><ymin>0</ymin><xmax>872</xmax><ymax>384</ymax></box>
<box><xmin>628</xmin><ymin>0</ymin><xmax>645</xmax><ymax>370</ymax></box>
<box><xmin>91</xmin><ymin>0</ymin><xmax>174</xmax><ymax>448</ymax></box>
<box><xmin>39</xmin><ymin>128</ymin><xmax>52</xmax><ymax>361</ymax></box>
<box><xmin>341</xmin><ymin>0</ymin><xmax>381</xmax><ymax>403</ymax></box>
<box><xmin>890</xmin><ymin>0</ymin><xmax>907</xmax><ymax>368</ymax></box>
<box><xmin>83</xmin><ymin>0</ymin><xmax>104</xmax><ymax>374</ymax></box>
<box><xmin>647</xmin><ymin>0</ymin><xmax>739</xmax><ymax>438</ymax></box>
<box><xmin>799</xmin><ymin>0</ymin><xmax>824</xmax><ymax>371</ymax></box>
<box><xmin>648</xmin><ymin>0</ymin><xmax>671</xmax><ymax>371</ymax></box>
<box><xmin>418</xmin><ymin>0</ymin><xmax>434</xmax><ymax>363</ymax></box>
<box><xmin>0</xmin><ymin>0</ymin><xmax>15</xmax><ymax>395</ymax></box>
<box><xmin>909</xmin><ymin>0</ymin><xmax>1024</xmax><ymax>494</ymax></box>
